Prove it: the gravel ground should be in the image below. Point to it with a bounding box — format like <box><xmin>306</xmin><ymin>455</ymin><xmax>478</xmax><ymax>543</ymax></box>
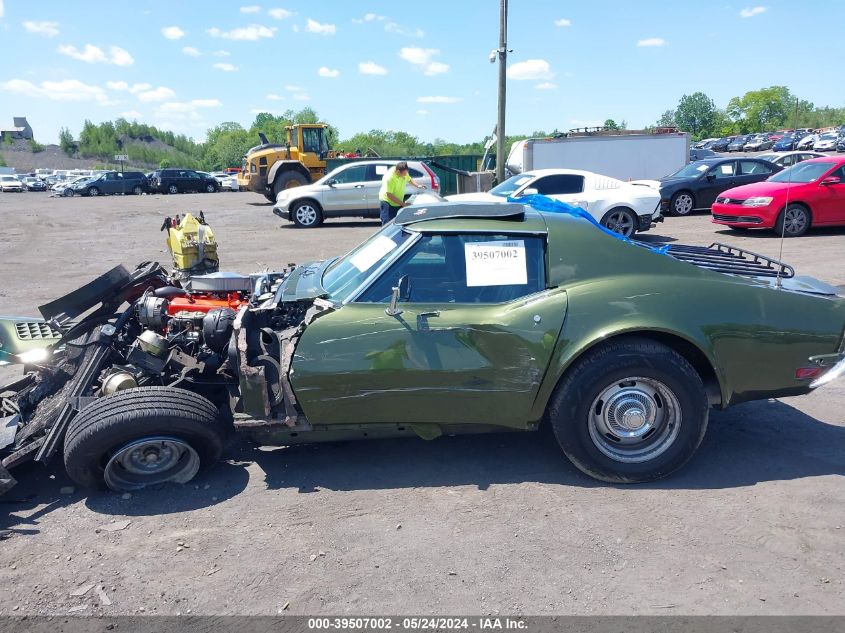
<box><xmin>0</xmin><ymin>191</ymin><xmax>843</xmax><ymax>616</ymax></box>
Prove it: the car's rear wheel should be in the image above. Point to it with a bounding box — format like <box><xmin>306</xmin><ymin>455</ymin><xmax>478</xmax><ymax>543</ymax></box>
<box><xmin>601</xmin><ymin>208</ymin><xmax>636</xmax><ymax>237</ymax></box>
<box><xmin>63</xmin><ymin>387</ymin><xmax>225</xmax><ymax>491</ymax></box>
<box><xmin>775</xmin><ymin>204</ymin><xmax>810</xmax><ymax>237</ymax></box>
<box><xmin>167</xmin><ymin>184</ymin><xmax>179</xmax><ymax>195</ymax></box>
<box><xmin>668</xmin><ymin>191</ymin><xmax>695</xmax><ymax>216</ymax></box>
<box><xmin>291</xmin><ymin>200</ymin><xmax>323</xmax><ymax>228</ymax></box>
<box><xmin>88</xmin><ymin>187</ymin><xmax>100</xmax><ymax>197</ymax></box>
<box><xmin>548</xmin><ymin>338</ymin><xmax>709</xmax><ymax>483</ymax></box>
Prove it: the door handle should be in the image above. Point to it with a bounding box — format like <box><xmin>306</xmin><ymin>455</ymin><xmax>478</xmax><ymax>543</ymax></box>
<box><xmin>417</xmin><ymin>311</ymin><xmax>440</xmax><ymax>318</ymax></box>
<box><xmin>416</xmin><ymin>310</ymin><xmax>440</xmax><ymax>331</ymax></box>
<box><xmin>354</xmin><ymin>184</ymin><xmax>365</xmax><ymax>188</ymax></box>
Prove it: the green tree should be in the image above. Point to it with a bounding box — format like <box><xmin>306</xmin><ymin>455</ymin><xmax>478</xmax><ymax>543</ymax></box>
<box><xmin>726</xmin><ymin>86</ymin><xmax>811</xmax><ymax>133</ymax></box>
<box><xmin>59</xmin><ymin>127</ymin><xmax>75</xmax><ymax>156</ymax></box>
<box><xmin>655</xmin><ymin>109</ymin><xmax>676</xmax><ymax>127</ymax></box>
<box><xmin>674</xmin><ymin>92</ymin><xmax>718</xmax><ymax>138</ymax></box>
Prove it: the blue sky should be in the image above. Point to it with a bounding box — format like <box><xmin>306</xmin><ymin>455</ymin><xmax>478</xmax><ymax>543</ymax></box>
<box><xmin>0</xmin><ymin>0</ymin><xmax>841</xmax><ymax>145</ymax></box>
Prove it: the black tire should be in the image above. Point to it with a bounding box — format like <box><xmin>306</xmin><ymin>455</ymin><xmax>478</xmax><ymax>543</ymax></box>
<box><xmin>548</xmin><ymin>338</ymin><xmax>709</xmax><ymax>483</ymax></box>
<box><xmin>205</xmin><ymin>182</ymin><xmax>217</xmax><ymax>193</ymax></box>
<box><xmin>87</xmin><ymin>186</ymin><xmax>100</xmax><ymax>197</ymax></box>
<box><xmin>132</xmin><ymin>185</ymin><xmax>143</xmax><ymax>196</ymax></box>
<box><xmin>272</xmin><ymin>170</ymin><xmax>309</xmax><ymax>198</ymax></box>
<box><xmin>167</xmin><ymin>184</ymin><xmax>179</xmax><ymax>195</ymax></box>
<box><xmin>63</xmin><ymin>188</ymin><xmax>74</xmax><ymax>197</ymax></box>
<box><xmin>64</xmin><ymin>387</ymin><xmax>225</xmax><ymax>491</ymax></box>
<box><xmin>775</xmin><ymin>204</ymin><xmax>810</xmax><ymax>237</ymax></box>
<box><xmin>667</xmin><ymin>191</ymin><xmax>695</xmax><ymax>216</ymax></box>
<box><xmin>291</xmin><ymin>200</ymin><xmax>324</xmax><ymax>228</ymax></box>
<box><xmin>600</xmin><ymin>207</ymin><xmax>637</xmax><ymax>237</ymax></box>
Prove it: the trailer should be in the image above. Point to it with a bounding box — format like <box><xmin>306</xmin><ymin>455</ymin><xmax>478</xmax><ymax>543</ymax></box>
<box><xmin>506</xmin><ymin>129</ymin><xmax>689</xmax><ymax>181</ymax></box>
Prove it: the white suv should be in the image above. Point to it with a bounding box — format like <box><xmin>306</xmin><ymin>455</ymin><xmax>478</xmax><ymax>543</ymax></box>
<box><xmin>273</xmin><ymin>160</ymin><xmax>440</xmax><ymax>228</ymax></box>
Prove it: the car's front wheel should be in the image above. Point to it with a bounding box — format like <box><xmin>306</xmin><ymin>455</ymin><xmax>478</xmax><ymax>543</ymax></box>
<box><xmin>775</xmin><ymin>204</ymin><xmax>810</xmax><ymax>237</ymax></box>
<box><xmin>63</xmin><ymin>387</ymin><xmax>225</xmax><ymax>491</ymax></box>
<box><xmin>63</xmin><ymin>188</ymin><xmax>74</xmax><ymax>197</ymax></box>
<box><xmin>167</xmin><ymin>184</ymin><xmax>179</xmax><ymax>195</ymax></box>
<box><xmin>668</xmin><ymin>191</ymin><xmax>695</xmax><ymax>216</ymax></box>
<box><xmin>87</xmin><ymin>187</ymin><xmax>100</xmax><ymax>197</ymax></box>
<box><xmin>601</xmin><ymin>208</ymin><xmax>637</xmax><ymax>237</ymax></box>
<box><xmin>291</xmin><ymin>200</ymin><xmax>323</xmax><ymax>228</ymax></box>
<box><xmin>548</xmin><ymin>338</ymin><xmax>709</xmax><ymax>483</ymax></box>
<box><xmin>205</xmin><ymin>182</ymin><xmax>217</xmax><ymax>193</ymax></box>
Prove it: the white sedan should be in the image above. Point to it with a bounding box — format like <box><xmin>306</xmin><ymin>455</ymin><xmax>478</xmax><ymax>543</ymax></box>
<box><xmin>211</xmin><ymin>172</ymin><xmax>240</xmax><ymax>192</ymax></box>
<box><xmin>447</xmin><ymin>169</ymin><xmax>661</xmax><ymax>236</ymax></box>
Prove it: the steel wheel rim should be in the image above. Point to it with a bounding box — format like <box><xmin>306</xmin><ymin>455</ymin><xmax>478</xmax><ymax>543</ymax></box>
<box><xmin>104</xmin><ymin>436</ymin><xmax>200</xmax><ymax>491</ymax></box>
<box><xmin>206</xmin><ymin>184</ymin><xmax>215</xmax><ymax>193</ymax></box>
<box><xmin>588</xmin><ymin>376</ymin><xmax>682</xmax><ymax>463</ymax></box>
<box><xmin>168</xmin><ymin>185</ymin><xmax>178</xmax><ymax>194</ymax></box>
<box><xmin>605</xmin><ymin>211</ymin><xmax>634</xmax><ymax>236</ymax></box>
<box><xmin>674</xmin><ymin>194</ymin><xmax>693</xmax><ymax>215</ymax></box>
<box><xmin>295</xmin><ymin>205</ymin><xmax>318</xmax><ymax>226</ymax></box>
<box><xmin>784</xmin><ymin>208</ymin><xmax>807</xmax><ymax>234</ymax></box>
<box><xmin>89</xmin><ymin>188</ymin><xmax>99</xmax><ymax>197</ymax></box>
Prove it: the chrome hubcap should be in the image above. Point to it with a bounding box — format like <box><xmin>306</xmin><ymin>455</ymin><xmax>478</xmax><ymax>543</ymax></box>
<box><xmin>605</xmin><ymin>211</ymin><xmax>634</xmax><ymax>236</ymax></box>
<box><xmin>784</xmin><ymin>208</ymin><xmax>807</xmax><ymax>234</ymax></box>
<box><xmin>588</xmin><ymin>377</ymin><xmax>681</xmax><ymax>463</ymax></box>
<box><xmin>296</xmin><ymin>205</ymin><xmax>317</xmax><ymax>225</ymax></box>
<box><xmin>675</xmin><ymin>195</ymin><xmax>693</xmax><ymax>214</ymax></box>
<box><xmin>104</xmin><ymin>436</ymin><xmax>200</xmax><ymax>491</ymax></box>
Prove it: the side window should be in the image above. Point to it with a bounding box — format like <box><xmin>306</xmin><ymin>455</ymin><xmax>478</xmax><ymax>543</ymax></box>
<box><xmin>829</xmin><ymin>165</ymin><xmax>845</xmax><ymax>180</ymax></box>
<box><xmin>301</xmin><ymin>128</ymin><xmax>320</xmax><ymax>154</ymax></box>
<box><xmin>740</xmin><ymin>161</ymin><xmax>771</xmax><ymax>175</ymax></box>
<box><xmin>358</xmin><ymin>234</ymin><xmax>546</xmax><ymax>304</ymax></box>
<box><xmin>408</xmin><ymin>167</ymin><xmax>424</xmax><ymax>178</ymax></box>
<box><xmin>331</xmin><ymin>165</ymin><xmax>369</xmax><ymax>184</ymax></box>
<box><xmin>373</xmin><ymin>164</ymin><xmax>391</xmax><ymax>178</ymax></box>
<box><xmin>529</xmin><ymin>175</ymin><xmax>584</xmax><ymax>195</ymax></box>
<box><xmin>710</xmin><ymin>162</ymin><xmax>736</xmax><ymax>178</ymax></box>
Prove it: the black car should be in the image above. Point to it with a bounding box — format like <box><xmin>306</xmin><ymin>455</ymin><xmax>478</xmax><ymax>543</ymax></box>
<box><xmin>837</xmin><ymin>137</ymin><xmax>845</xmax><ymax>153</ymax></box>
<box><xmin>658</xmin><ymin>158</ymin><xmax>783</xmax><ymax>216</ymax></box>
<box><xmin>690</xmin><ymin>148</ymin><xmax>718</xmax><ymax>161</ymax></box>
<box><xmin>21</xmin><ymin>177</ymin><xmax>47</xmax><ymax>192</ymax></box>
<box><xmin>709</xmin><ymin>137</ymin><xmax>734</xmax><ymax>152</ymax></box>
<box><xmin>73</xmin><ymin>171</ymin><xmax>149</xmax><ymax>196</ymax></box>
<box><xmin>149</xmin><ymin>169</ymin><xmax>218</xmax><ymax>194</ymax></box>
<box><xmin>726</xmin><ymin>135</ymin><xmax>752</xmax><ymax>152</ymax></box>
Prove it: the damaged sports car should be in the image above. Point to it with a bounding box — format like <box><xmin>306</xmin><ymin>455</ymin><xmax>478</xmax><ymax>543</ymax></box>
<box><xmin>1</xmin><ymin>201</ymin><xmax>844</xmax><ymax>494</ymax></box>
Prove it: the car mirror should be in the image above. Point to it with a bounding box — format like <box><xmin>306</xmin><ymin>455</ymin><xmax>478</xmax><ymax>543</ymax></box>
<box><xmin>520</xmin><ymin>187</ymin><xmax>539</xmax><ymax>197</ymax></box>
<box><xmin>706</xmin><ymin>172</ymin><xmax>716</xmax><ymax>180</ymax></box>
<box><xmin>325</xmin><ymin>178</ymin><xmax>337</xmax><ymax>187</ymax></box>
<box><xmin>385</xmin><ymin>275</ymin><xmax>410</xmax><ymax>317</ymax></box>
<box><xmin>820</xmin><ymin>176</ymin><xmax>841</xmax><ymax>186</ymax></box>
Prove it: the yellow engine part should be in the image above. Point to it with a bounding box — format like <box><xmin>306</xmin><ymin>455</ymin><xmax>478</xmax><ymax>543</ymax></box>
<box><xmin>166</xmin><ymin>213</ymin><xmax>219</xmax><ymax>276</ymax></box>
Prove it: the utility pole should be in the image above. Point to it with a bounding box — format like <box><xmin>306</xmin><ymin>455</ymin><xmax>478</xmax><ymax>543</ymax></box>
<box><xmin>495</xmin><ymin>0</ymin><xmax>508</xmax><ymax>184</ymax></box>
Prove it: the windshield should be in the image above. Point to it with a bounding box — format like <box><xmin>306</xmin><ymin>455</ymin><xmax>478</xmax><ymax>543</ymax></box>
<box><xmin>321</xmin><ymin>224</ymin><xmax>413</xmax><ymax>302</ymax></box>
<box><xmin>668</xmin><ymin>163</ymin><xmax>709</xmax><ymax>178</ymax></box>
<box><xmin>819</xmin><ymin>133</ymin><xmax>837</xmax><ymax>140</ymax></box>
<box><xmin>769</xmin><ymin>161</ymin><xmax>834</xmax><ymax>183</ymax></box>
<box><xmin>488</xmin><ymin>174</ymin><xmax>534</xmax><ymax>197</ymax></box>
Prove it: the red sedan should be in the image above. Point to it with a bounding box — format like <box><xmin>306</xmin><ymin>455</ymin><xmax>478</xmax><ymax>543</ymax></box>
<box><xmin>711</xmin><ymin>157</ymin><xmax>845</xmax><ymax>236</ymax></box>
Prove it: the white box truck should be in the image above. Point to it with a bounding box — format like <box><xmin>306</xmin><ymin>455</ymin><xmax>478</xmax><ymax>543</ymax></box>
<box><xmin>506</xmin><ymin>130</ymin><xmax>689</xmax><ymax>181</ymax></box>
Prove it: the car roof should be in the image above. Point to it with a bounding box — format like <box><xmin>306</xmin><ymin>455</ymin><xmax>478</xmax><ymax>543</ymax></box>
<box><xmin>516</xmin><ymin>168</ymin><xmax>599</xmax><ymax>179</ymax></box>
<box><xmin>798</xmin><ymin>156</ymin><xmax>845</xmax><ymax>165</ymax></box>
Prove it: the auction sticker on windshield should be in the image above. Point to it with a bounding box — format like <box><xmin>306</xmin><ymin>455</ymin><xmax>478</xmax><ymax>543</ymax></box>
<box><xmin>350</xmin><ymin>235</ymin><xmax>398</xmax><ymax>272</ymax></box>
<box><xmin>464</xmin><ymin>240</ymin><xmax>527</xmax><ymax>287</ymax></box>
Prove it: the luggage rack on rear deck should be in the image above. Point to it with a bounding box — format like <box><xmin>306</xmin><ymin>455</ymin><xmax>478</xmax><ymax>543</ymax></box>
<box><xmin>658</xmin><ymin>242</ymin><xmax>795</xmax><ymax>279</ymax></box>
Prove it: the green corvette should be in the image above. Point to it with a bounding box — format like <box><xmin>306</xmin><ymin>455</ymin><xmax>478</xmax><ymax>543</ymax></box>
<box><xmin>1</xmin><ymin>200</ymin><xmax>844</xmax><ymax>494</ymax></box>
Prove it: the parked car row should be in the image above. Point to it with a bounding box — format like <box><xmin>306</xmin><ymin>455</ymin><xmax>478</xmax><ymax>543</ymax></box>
<box><xmin>696</xmin><ymin>126</ymin><xmax>845</xmax><ymax>154</ymax></box>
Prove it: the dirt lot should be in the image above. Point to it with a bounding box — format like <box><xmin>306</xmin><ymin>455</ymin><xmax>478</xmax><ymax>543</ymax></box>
<box><xmin>0</xmin><ymin>191</ymin><xmax>843</xmax><ymax>616</ymax></box>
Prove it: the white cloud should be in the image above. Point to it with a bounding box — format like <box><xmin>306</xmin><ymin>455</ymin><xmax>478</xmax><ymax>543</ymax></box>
<box><xmin>58</xmin><ymin>44</ymin><xmax>134</xmax><ymax>66</ymax></box>
<box><xmin>207</xmin><ymin>25</ymin><xmax>275</xmax><ymax>40</ymax></box>
<box><xmin>554</xmin><ymin>18</ymin><xmax>571</xmax><ymax>27</ymax></box>
<box><xmin>353</xmin><ymin>13</ymin><xmax>385</xmax><ymax>23</ymax></box>
<box><xmin>23</xmin><ymin>21</ymin><xmax>60</xmax><ymax>37</ymax></box>
<box><xmin>161</xmin><ymin>25</ymin><xmax>185</xmax><ymax>40</ymax></box>
<box><xmin>740</xmin><ymin>6</ymin><xmax>767</xmax><ymax>17</ymax></box>
<box><xmin>318</xmin><ymin>66</ymin><xmax>340</xmax><ymax>78</ymax></box>
<box><xmin>536</xmin><ymin>82</ymin><xmax>557</xmax><ymax>90</ymax></box>
<box><xmin>0</xmin><ymin>78</ymin><xmax>109</xmax><ymax>103</ymax></box>
<box><xmin>191</xmin><ymin>99</ymin><xmax>221</xmax><ymax>108</ymax></box>
<box><xmin>384</xmin><ymin>22</ymin><xmax>424</xmax><ymax>38</ymax></box>
<box><xmin>119</xmin><ymin>110</ymin><xmax>142</xmax><ymax>119</ymax></box>
<box><xmin>212</xmin><ymin>50</ymin><xmax>231</xmax><ymax>57</ymax></box>
<box><xmin>305</xmin><ymin>18</ymin><xmax>335</xmax><ymax>35</ymax></box>
<box><xmin>507</xmin><ymin>59</ymin><xmax>554</xmax><ymax>80</ymax></box>
<box><xmin>182</xmin><ymin>46</ymin><xmax>201</xmax><ymax>57</ymax></box>
<box><xmin>136</xmin><ymin>86</ymin><xmax>176</xmax><ymax>102</ymax></box>
<box><xmin>416</xmin><ymin>96</ymin><xmax>462</xmax><ymax>104</ymax></box>
<box><xmin>399</xmin><ymin>47</ymin><xmax>449</xmax><ymax>75</ymax></box>
<box><xmin>213</xmin><ymin>62</ymin><xmax>238</xmax><ymax>72</ymax></box>
<box><xmin>359</xmin><ymin>61</ymin><xmax>387</xmax><ymax>75</ymax></box>
<box><xmin>265</xmin><ymin>93</ymin><xmax>285</xmax><ymax>101</ymax></box>
<box><xmin>128</xmin><ymin>83</ymin><xmax>151</xmax><ymax>93</ymax></box>
<box><xmin>106</xmin><ymin>80</ymin><xmax>128</xmax><ymax>91</ymax></box>
<box><xmin>240</xmin><ymin>5</ymin><xmax>261</xmax><ymax>13</ymax></box>
<box><xmin>268</xmin><ymin>7</ymin><xmax>293</xmax><ymax>19</ymax></box>
<box><xmin>416</xmin><ymin>109</ymin><xmax>429</xmax><ymax>116</ymax></box>
<box><xmin>636</xmin><ymin>37</ymin><xmax>666</xmax><ymax>47</ymax></box>
<box><xmin>284</xmin><ymin>84</ymin><xmax>302</xmax><ymax>91</ymax></box>
<box><xmin>293</xmin><ymin>93</ymin><xmax>310</xmax><ymax>101</ymax></box>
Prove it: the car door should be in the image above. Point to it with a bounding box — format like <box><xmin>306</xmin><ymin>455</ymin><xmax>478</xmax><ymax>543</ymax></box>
<box><xmin>698</xmin><ymin>161</ymin><xmax>738</xmax><ymax>208</ymax></box>
<box><xmin>516</xmin><ymin>174</ymin><xmax>585</xmax><ymax>202</ymax></box>
<box><xmin>736</xmin><ymin>160</ymin><xmax>775</xmax><ymax>187</ymax></box>
<box><xmin>813</xmin><ymin>164</ymin><xmax>845</xmax><ymax>224</ymax></box>
<box><xmin>291</xmin><ymin>231</ymin><xmax>568</xmax><ymax>428</ymax></box>
<box><xmin>321</xmin><ymin>163</ymin><xmax>370</xmax><ymax>216</ymax></box>
<box><xmin>184</xmin><ymin>171</ymin><xmax>202</xmax><ymax>191</ymax></box>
